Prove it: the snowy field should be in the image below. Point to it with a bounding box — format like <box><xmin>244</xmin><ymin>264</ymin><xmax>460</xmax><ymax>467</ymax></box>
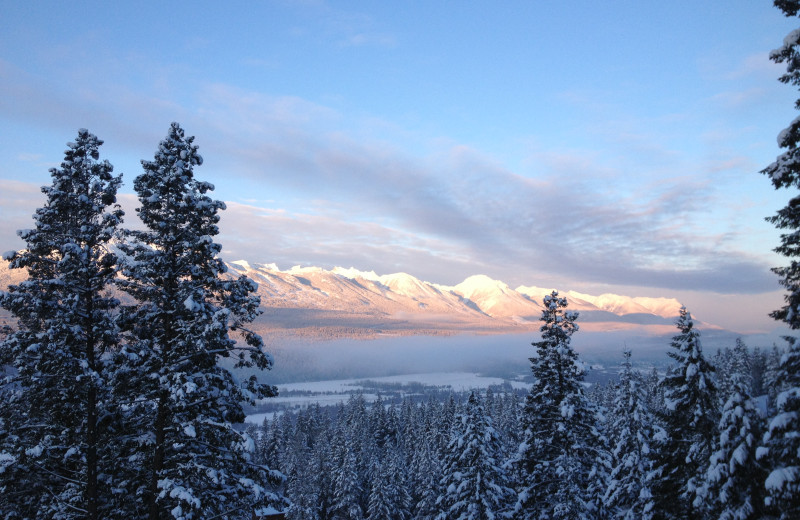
<box><xmin>245</xmin><ymin>371</ymin><xmax>530</xmax><ymax>424</ymax></box>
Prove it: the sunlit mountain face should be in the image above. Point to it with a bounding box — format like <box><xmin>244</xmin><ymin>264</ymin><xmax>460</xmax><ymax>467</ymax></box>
<box><xmin>222</xmin><ymin>261</ymin><xmax>689</xmax><ymax>340</ymax></box>
<box><xmin>0</xmin><ymin>257</ymin><xmax>695</xmax><ymax>341</ymax></box>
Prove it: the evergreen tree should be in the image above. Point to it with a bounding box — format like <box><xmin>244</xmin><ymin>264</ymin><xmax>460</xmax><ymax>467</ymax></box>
<box><xmin>114</xmin><ymin>123</ymin><xmax>285</xmax><ymax>519</ymax></box>
<box><xmin>513</xmin><ymin>291</ymin><xmax>606</xmax><ymax>520</ymax></box>
<box><xmin>764</xmin><ymin>344</ymin><xmax>785</xmax><ymax>406</ymax></box>
<box><xmin>749</xmin><ymin>346</ymin><xmax>768</xmax><ymax>398</ymax></box>
<box><xmin>603</xmin><ymin>350</ymin><xmax>659</xmax><ymax>520</ymax></box>
<box><xmin>412</xmin><ymin>433</ymin><xmax>443</xmax><ymax>520</ymax></box>
<box><xmin>649</xmin><ymin>307</ymin><xmax>717</xmax><ymax>519</ymax></box>
<box><xmin>0</xmin><ymin>129</ymin><xmax>123</xmax><ymax>519</ymax></box>
<box><xmin>367</xmin><ymin>450</ymin><xmax>411</xmax><ymax>520</ymax></box>
<box><xmin>763</xmin><ymin>0</ymin><xmax>800</xmax><ymax>331</ymax></box>
<box><xmin>761</xmin><ymin>338</ymin><xmax>800</xmax><ymax>518</ymax></box>
<box><xmin>332</xmin><ymin>435</ymin><xmax>365</xmax><ymax>520</ymax></box>
<box><xmin>436</xmin><ymin>392</ymin><xmax>514</xmax><ymax>520</ymax></box>
<box><xmin>759</xmin><ymin>4</ymin><xmax>800</xmax><ymax>517</ymax></box>
<box><xmin>703</xmin><ymin>342</ymin><xmax>766</xmax><ymax>520</ymax></box>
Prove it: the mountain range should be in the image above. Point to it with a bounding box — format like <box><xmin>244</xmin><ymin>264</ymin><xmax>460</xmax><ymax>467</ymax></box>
<box><xmin>0</xmin><ymin>258</ymin><xmax>695</xmax><ymax>340</ymax></box>
<box><xmin>224</xmin><ymin>261</ymin><xmax>695</xmax><ymax>339</ymax></box>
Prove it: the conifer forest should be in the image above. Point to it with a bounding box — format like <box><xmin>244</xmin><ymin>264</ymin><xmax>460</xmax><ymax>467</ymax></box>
<box><xmin>4</xmin><ymin>2</ymin><xmax>800</xmax><ymax>519</ymax></box>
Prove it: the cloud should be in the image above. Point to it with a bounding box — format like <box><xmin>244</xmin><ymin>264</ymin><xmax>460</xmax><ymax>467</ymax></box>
<box><xmin>0</xmin><ymin>180</ymin><xmax>43</xmax><ymax>251</ymax></box>
<box><xmin>711</xmin><ymin>88</ymin><xmax>771</xmax><ymax>109</ymax></box>
<box><xmin>0</xmin><ymin>58</ymin><xmax>780</xmax><ymax>296</ymax></box>
<box><xmin>724</xmin><ymin>52</ymin><xmax>786</xmax><ymax>81</ymax></box>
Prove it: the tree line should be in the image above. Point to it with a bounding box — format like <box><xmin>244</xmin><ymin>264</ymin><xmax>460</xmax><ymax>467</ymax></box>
<box><xmin>254</xmin><ymin>295</ymin><xmax>796</xmax><ymax>520</ymax></box>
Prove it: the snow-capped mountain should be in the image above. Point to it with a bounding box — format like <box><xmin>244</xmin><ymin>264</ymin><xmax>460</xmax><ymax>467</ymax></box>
<box><xmin>0</xmin><ymin>258</ymin><xmax>689</xmax><ymax>339</ymax></box>
<box><xmin>221</xmin><ymin>261</ymin><xmax>687</xmax><ymax>335</ymax></box>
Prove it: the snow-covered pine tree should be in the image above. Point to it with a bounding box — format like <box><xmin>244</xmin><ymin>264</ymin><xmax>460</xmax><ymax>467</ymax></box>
<box><xmin>114</xmin><ymin>123</ymin><xmax>285</xmax><ymax>519</ymax></box>
<box><xmin>603</xmin><ymin>349</ymin><xmax>659</xmax><ymax>520</ymax></box>
<box><xmin>0</xmin><ymin>129</ymin><xmax>123</xmax><ymax>519</ymax></box>
<box><xmin>366</xmin><ymin>449</ymin><xmax>411</xmax><ymax>520</ymax></box>
<box><xmin>412</xmin><ymin>428</ymin><xmax>444</xmax><ymax>520</ymax></box>
<box><xmin>761</xmin><ymin>337</ymin><xmax>800</xmax><ymax>518</ymax></box>
<box><xmin>758</xmin><ymin>3</ymin><xmax>800</xmax><ymax>517</ymax></box>
<box><xmin>435</xmin><ymin>392</ymin><xmax>514</xmax><ymax>520</ymax></box>
<box><xmin>749</xmin><ymin>346</ymin><xmax>768</xmax><ymax>398</ymax></box>
<box><xmin>331</xmin><ymin>434</ymin><xmax>365</xmax><ymax>520</ymax></box>
<box><xmin>649</xmin><ymin>307</ymin><xmax>717</xmax><ymax>519</ymax></box>
<box><xmin>764</xmin><ymin>0</ymin><xmax>800</xmax><ymax>331</ymax></box>
<box><xmin>703</xmin><ymin>340</ymin><xmax>766</xmax><ymax>520</ymax></box>
<box><xmin>513</xmin><ymin>291</ymin><xmax>607</xmax><ymax>520</ymax></box>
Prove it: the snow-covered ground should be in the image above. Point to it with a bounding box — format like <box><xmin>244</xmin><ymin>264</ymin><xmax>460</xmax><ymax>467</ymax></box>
<box><xmin>245</xmin><ymin>371</ymin><xmax>530</xmax><ymax>424</ymax></box>
<box><xmin>279</xmin><ymin>371</ymin><xmax>530</xmax><ymax>393</ymax></box>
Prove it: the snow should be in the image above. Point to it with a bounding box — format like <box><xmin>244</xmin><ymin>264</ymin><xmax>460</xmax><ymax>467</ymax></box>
<box><xmin>183</xmin><ymin>295</ymin><xmax>200</xmax><ymax>312</ymax></box>
<box><xmin>25</xmin><ymin>445</ymin><xmax>43</xmax><ymax>457</ymax></box>
<box><xmin>783</xmin><ymin>27</ymin><xmax>800</xmax><ymax>48</ymax></box>
<box><xmin>768</xmin><ymin>410</ymin><xmax>798</xmax><ymax>432</ymax></box>
<box><xmin>333</xmin><ymin>266</ymin><xmax>380</xmax><ymax>281</ymax></box>
<box><xmin>453</xmin><ymin>275</ymin><xmax>510</xmax><ymax>300</ymax></box>
<box><xmin>765</xmin><ymin>466</ymin><xmax>799</xmax><ymax>492</ymax></box>
<box><xmin>278</xmin><ymin>371</ymin><xmax>529</xmax><ymax>394</ymax></box>
<box><xmin>230</xmin><ymin>259</ymin><xmax>251</xmax><ymax>271</ymax></box>
<box><xmin>246</xmin><ymin>372</ymin><xmax>531</xmax><ymax>423</ymax></box>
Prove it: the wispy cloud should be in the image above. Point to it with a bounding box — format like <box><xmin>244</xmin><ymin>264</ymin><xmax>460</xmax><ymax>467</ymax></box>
<box><xmin>0</xmin><ymin>58</ymin><xmax>780</xmax><ymax>296</ymax></box>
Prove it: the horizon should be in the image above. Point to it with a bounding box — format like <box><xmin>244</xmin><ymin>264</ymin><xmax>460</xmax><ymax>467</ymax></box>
<box><xmin>1</xmin><ymin>1</ymin><xmax>797</xmax><ymax>335</ymax></box>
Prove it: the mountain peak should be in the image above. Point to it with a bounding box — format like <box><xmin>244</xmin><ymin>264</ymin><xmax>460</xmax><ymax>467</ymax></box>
<box><xmin>332</xmin><ymin>266</ymin><xmax>380</xmax><ymax>281</ymax></box>
<box><xmin>453</xmin><ymin>275</ymin><xmax>510</xmax><ymax>299</ymax></box>
<box><xmin>230</xmin><ymin>260</ymin><xmax>252</xmax><ymax>271</ymax></box>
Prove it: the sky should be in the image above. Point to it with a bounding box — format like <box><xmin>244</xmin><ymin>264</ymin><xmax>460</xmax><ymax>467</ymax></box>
<box><xmin>1</xmin><ymin>1</ymin><xmax>798</xmax><ymax>334</ymax></box>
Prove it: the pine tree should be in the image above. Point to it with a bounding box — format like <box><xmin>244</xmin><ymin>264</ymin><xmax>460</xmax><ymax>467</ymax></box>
<box><xmin>0</xmin><ymin>129</ymin><xmax>123</xmax><ymax>519</ymax></box>
<box><xmin>513</xmin><ymin>291</ymin><xmax>606</xmax><ymax>520</ymax></box>
<box><xmin>436</xmin><ymin>392</ymin><xmax>514</xmax><ymax>520</ymax></box>
<box><xmin>761</xmin><ymin>338</ymin><xmax>800</xmax><ymax>518</ymax></box>
<box><xmin>759</xmin><ymin>4</ymin><xmax>800</xmax><ymax>517</ymax></box>
<box><xmin>412</xmin><ymin>433</ymin><xmax>443</xmax><ymax>520</ymax></box>
<box><xmin>114</xmin><ymin>123</ymin><xmax>285</xmax><ymax>519</ymax></box>
<box><xmin>703</xmin><ymin>341</ymin><xmax>766</xmax><ymax>520</ymax></box>
<box><xmin>763</xmin><ymin>0</ymin><xmax>800</xmax><ymax>331</ymax></box>
<box><xmin>367</xmin><ymin>449</ymin><xmax>411</xmax><ymax>520</ymax></box>
<box><xmin>603</xmin><ymin>349</ymin><xmax>659</xmax><ymax>520</ymax></box>
<box><xmin>649</xmin><ymin>307</ymin><xmax>717</xmax><ymax>519</ymax></box>
<box><xmin>332</xmin><ymin>435</ymin><xmax>365</xmax><ymax>520</ymax></box>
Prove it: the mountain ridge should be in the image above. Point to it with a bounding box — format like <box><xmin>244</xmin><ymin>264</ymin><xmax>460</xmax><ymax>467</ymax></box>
<box><xmin>0</xmin><ymin>258</ymin><xmax>701</xmax><ymax>341</ymax></box>
<box><xmin>229</xmin><ymin>261</ymin><xmax>684</xmax><ymax>319</ymax></box>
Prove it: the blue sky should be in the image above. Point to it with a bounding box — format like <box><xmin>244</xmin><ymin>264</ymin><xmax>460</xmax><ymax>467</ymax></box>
<box><xmin>1</xmin><ymin>1</ymin><xmax>797</xmax><ymax>333</ymax></box>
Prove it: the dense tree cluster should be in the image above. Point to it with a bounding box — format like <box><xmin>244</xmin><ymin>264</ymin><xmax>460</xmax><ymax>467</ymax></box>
<box><xmin>0</xmin><ymin>125</ymin><xmax>285</xmax><ymax>519</ymax></box>
<box><xmin>256</xmin><ymin>300</ymin><xmax>790</xmax><ymax>520</ymax></box>
<box><xmin>251</xmin><ymin>387</ymin><xmax>523</xmax><ymax>520</ymax></box>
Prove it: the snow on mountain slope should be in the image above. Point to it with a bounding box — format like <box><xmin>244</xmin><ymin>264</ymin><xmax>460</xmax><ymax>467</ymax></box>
<box><xmin>378</xmin><ymin>272</ymin><xmax>441</xmax><ymax>300</ymax></box>
<box><xmin>449</xmin><ymin>275</ymin><xmax>542</xmax><ymax>318</ymax></box>
<box><xmin>0</xmin><ymin>259</ymin><xmax>26</xmax><ymax>289</ymax></box>
<box><xmin>631</xmin><ymin>296</ymin><xmax>683</xmax><ymax>318</ymax></box>
<box><xmin>226</xmin><ymin>261</ymin><xmax>487</xmax><ymax>318</ymax></box>
<box><xmin>567</xmin><ymin>290</ymin><xmax>653</xmax><ymax>315</ymax></box>
<box><xmin>0</xmin><ymin>258</ymin><xmax>693</xmax><ymax>337</ymax></box>
<box><xmin>332</xmin><ymin>266</ymin><xmax>380</xmax><ymax>282</ymax></box>
<box><xmin>567</xmin><ymin>290</ymin><xmax>681</xmax><ymax>318</ymax></box>
<box><xmin>517</xmin><ymin>286</ymin><xmax>596</xmax><ymax>312</ymax></box>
